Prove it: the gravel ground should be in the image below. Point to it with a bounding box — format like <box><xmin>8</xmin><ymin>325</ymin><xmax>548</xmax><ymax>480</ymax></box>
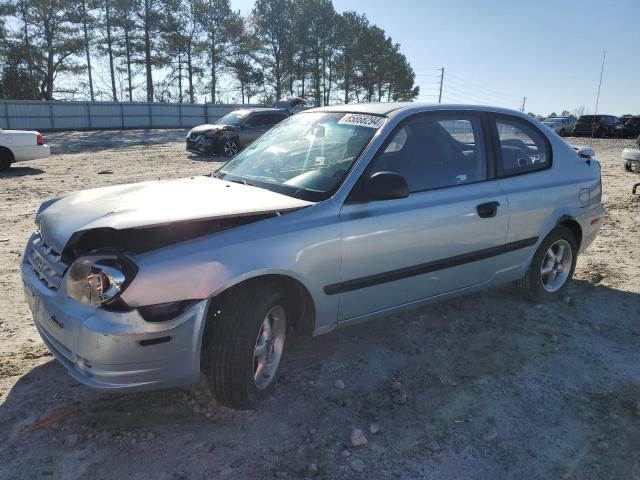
<box><xmin>0</xmin><ymin>130</ymin><xmax>639</xmax><ymax>480</ymax></box>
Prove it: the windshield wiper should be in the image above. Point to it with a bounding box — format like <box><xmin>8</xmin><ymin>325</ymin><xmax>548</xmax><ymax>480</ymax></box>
<box><xmin>226</xmin><ymin>177</ymin><xmax>257</xmax><ymax>187</ymax></box>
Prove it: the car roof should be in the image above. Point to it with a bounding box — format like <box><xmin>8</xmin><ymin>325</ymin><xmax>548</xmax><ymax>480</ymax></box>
<box><xmin>234</xmin><ymin>107</ymin><xmax>286</xmax><ymax>115</ymax></box>
<box><xmin>305</xmin><ymin>102</ymin><xmax>535</xmax><ymax>122</ymax></box>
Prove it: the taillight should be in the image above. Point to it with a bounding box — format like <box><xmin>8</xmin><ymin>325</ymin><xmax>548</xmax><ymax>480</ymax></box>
<box><xmin>36</xmin><ymin>133</ymin><xmax>43</xmax><ymax>145</ymax></box>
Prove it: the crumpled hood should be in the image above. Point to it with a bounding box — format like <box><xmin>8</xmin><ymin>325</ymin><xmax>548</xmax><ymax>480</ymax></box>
<box><xmin>37</xmin><ymin>176</ymin><xmax>313</xmax><ymax>253</ymax></box>
<box><xmin>189</xmin><ymin>123</ymin><xmax>235</xmax><ymax>135</ymax></box>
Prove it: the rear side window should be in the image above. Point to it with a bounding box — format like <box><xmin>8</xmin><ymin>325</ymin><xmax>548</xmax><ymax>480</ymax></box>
<box><xmin>370</xmin><ymin>114</ymin><xmax>487</xmax><ymax>192</ymax></box>
<box><xmin>495</xmin><ymin>117</ymin><xmax>550</xmax><ymax>176</ymax></box>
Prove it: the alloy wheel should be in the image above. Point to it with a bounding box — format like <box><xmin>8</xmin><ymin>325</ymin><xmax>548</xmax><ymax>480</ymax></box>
<box><xmin>540</xmin><ymin>239</ymin><xmax>573</xmax><ymax>292</ymax></box>
<box><xmin>253</xmin><ymin>305</ymin><xmax>286</xmax><ymax>390</ymax></box>
<box><xmin>224</xmin><ymin>139</ymin><xmax>238</xmax><ymax>157</ymax></box>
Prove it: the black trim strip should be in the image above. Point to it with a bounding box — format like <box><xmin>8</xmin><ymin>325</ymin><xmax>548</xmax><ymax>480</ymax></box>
<box><xmin>324</xmin><ymin>236</ymin><xmax>538</xmax><ymax>295</ymax></box>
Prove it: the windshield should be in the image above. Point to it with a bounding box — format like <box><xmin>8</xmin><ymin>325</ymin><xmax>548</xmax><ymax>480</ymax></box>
<box><xmin>214</xmin><ymin>112</ymin><xmax>384</xmax><ymax>201</ymax></box>
<box><xmin>216</xmin><ymin>111</ymin><xmax>248</xmax><ymax>126</ymax></box>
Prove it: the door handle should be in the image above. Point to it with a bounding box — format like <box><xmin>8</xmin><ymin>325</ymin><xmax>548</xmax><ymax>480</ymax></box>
<box><xmin>476</xmin><ymin>201</ymin><xmax>500</xmax><ymax>218</ymax></box>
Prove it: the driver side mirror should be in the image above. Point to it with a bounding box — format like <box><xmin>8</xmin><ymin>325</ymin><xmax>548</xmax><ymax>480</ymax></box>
<box><xmin>361</xmin><ymin>171</ymin><xmax>409</xmax><ymax>201</ymax></box>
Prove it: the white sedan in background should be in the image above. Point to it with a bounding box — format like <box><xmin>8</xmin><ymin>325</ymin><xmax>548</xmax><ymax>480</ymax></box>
<box><xmin>0</xmin><ymin>129</ymin><xmax>50</xmax><ymax>171</ymax></box>
<box><xmin>541</xmin><ymin>117</ymin><xmax>575</xmax><ymax>137</ymax></box>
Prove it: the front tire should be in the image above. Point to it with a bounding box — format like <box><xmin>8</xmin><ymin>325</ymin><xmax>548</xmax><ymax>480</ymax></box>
<box><xmin>517</xmin><ymin>226</ymin><xmax>578</xmax><ymax>303</ymax></box>
<box><xmin>223</xmin><ymin>138</ymin><xmax>239</xmax><ymax>157</ymax></box>
<box><xmin>204</xmin><ymin>283</ymin><xmax>288</xmax><ymax>410</ymax></box>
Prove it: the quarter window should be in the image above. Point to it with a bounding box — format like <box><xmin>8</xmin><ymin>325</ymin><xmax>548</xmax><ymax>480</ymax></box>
<box><xmin>495</xmin><ymin>117</ymin><xmax>550</xmax><ymax>175</ymax></box>
<box><xmin>371</xmin><ymin>115</ymin><xmax>487</xmax><ymax>192</ymax></box>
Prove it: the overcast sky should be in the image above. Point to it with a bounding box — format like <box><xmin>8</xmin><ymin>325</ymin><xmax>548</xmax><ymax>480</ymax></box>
<box><xmin>235</xmin><ymin>0</ymin><xmax>640</xmax><ymax>115</ymax></box>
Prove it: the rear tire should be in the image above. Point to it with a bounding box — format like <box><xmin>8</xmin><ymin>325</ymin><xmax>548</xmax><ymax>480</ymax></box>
<box><xmin>0</xmin><ymin>148</ymin><xmax>13</xmax><ymax>171</ymax></box>
<box><xmin>204</xmin><ymin>282</ymin><xmax>288</xmax><ymax>410</ymax></box>
<box><xmin>559</xmin><ymin>128</ymin><xmax>566</xmax><ymax>137</ymax></box>
<box><xmin>517</xmin><ymin>226</ymin><xmax>578</xmax><ymax>303</ymax></box>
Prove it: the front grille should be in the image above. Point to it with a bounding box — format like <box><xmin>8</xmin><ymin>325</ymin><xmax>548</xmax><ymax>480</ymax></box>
<box><xmin>26</xmin><ymin>234</ymin><xmax>68</xmax><ymax>290</ymax></box>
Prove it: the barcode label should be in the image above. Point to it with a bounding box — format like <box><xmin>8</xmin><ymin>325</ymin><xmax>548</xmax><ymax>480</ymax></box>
<box><xmin>337</xmin><ymin>114</ymin><xmax>385</xmax><ymax>129</ymax></box>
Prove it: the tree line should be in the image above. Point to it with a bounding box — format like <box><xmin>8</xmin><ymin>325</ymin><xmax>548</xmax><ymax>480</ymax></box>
<box><xmin>0</xmin><ymin>0</ymin><xmax>419</xmax><ymax>106</ymax></box>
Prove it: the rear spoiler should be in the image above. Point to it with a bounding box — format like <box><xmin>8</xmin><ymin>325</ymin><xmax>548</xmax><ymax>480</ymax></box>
<box><xmin>572</xmin><ymin>145</ymin><xmax>596</xmax><ymax>164</ymax></box>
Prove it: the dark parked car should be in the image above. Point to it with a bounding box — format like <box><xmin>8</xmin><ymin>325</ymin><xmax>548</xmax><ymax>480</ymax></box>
<box><xmin>615</xmin><ymin>116</ymin><xmax>640</xmax><ymax>139</ymax></box>
<box><xmin>187</xmin><ymin>108</ymin><xmax>290</xmax><ymax>156</ymax></box>
<box><xmin>573</xmin><ymin>115</ymin><xmax>621</xmax><ymax>137</ymax></box>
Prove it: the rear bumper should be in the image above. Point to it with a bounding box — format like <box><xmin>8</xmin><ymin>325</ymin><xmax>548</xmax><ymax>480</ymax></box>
<box><xmin>12</xmin><ymin>144</ymin><xmax>50</xmax><ymax>162</ymax></box>
<box><xmin>622</xmin><ymin>149</ymin><xmax>640</xmax><ymax>174</ymax></box>
<box><xmin>22</xmin><ymin>253</ymin><xmax>207</xmax><ymax>392</ymax></box>
<box><xmin>575</xmin><ymin>204</ymin><xmax>606</xmax><ymax>253</ymax></box>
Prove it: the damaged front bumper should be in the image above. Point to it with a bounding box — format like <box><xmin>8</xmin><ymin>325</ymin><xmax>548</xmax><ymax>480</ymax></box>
<box><xmin>22</xmin><ymin>252</ymin><xmax>208</xmax><ymax>392</ymax></box>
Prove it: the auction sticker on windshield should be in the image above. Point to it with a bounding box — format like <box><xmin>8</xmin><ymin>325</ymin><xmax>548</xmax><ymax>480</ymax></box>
<box><xmin>337</xmin><ymin>113</ymin><xmax>385</xmax><ymax>129</ymax></box>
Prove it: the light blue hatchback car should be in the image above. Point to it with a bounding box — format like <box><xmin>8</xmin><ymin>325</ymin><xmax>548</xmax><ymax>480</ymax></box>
<box><xmin>23</xmin><ymin>103</ymin><xmax>604</xmax><ymax>409</ymax></box>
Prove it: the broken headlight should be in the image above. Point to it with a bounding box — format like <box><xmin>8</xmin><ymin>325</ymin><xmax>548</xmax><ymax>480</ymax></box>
<box><xmin>67</xmin><ymin>257</ymin><xmax>137</xmax><ymax>307</ymax></box>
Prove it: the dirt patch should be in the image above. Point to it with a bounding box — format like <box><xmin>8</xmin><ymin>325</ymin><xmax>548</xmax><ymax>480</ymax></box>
<box><xmin>1</xmin><ymin>131</ymin><xmax>639</xmax><ymax>479</ymax></box>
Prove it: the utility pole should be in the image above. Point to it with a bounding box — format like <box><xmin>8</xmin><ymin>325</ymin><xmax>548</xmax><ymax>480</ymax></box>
<box><xmin>438</xmin><ymin>67</ymin><xmax>445</xmax><ymax>103</ymax></box>
<box><xmin>592</xmin><ymin>50</ymin><xmax>606</xmax><ymax>138</ymax></box>
<box><xmin>520</xmin><ymin>97</ymin><xmax>527</xmax><ymax>112</ymax></box>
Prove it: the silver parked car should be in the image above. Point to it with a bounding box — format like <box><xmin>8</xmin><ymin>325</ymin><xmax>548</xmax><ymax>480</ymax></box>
<box><xmin>23</xmin><ymin>103</ymin><xmax>605</xmax><ymax>410</ymax></box>
<box><xmin>542</xmin><ymin>116</ymin><xmax>575</xmax><ymax>136</ymax></box>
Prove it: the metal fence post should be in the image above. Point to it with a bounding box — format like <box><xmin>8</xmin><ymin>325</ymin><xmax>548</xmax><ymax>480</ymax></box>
<box><xmin>148</xmin><ymin>103</ymin><xmax>152</xmax><ymax>129</ymax></box>
<box><xmin>87</xmin><ymin>102</ymin><xmax>92</xmax><ymax>129</ymax></box>
<box><xmin>49</xmin><ymin>102</ymin><xmax>55</xmax><ymax>130</ymax></box>
<box><xmin>4</xmin><ymin>102</ymin><xmax>10</xmax><ymax>129</ymax></box>
<box><xmin>120</xmin><ymin>102</ymin><xmax>124</xmax><ymax>128</ymax></box>
<box><xmin>179</xmin><ymin>102</ymin><xmax>183</xmax><ymax>128</ymax></box>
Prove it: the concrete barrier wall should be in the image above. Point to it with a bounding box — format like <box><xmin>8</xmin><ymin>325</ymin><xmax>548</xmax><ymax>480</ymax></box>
<box><xmin>0</xmin><ymin>100</ymin><xmax>266</xmax><ymax>131</ymax></box>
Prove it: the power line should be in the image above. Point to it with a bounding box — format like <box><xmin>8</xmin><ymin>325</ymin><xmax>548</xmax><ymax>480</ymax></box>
<box><xmin>444</xmin><ymin>77</ymin><xmax>520</xmax><ymax>104</ymax></box>
<box><xmin>444</xmin><ymin>71</ymin><xmax>521</xmax><ymax>102</ymax></box>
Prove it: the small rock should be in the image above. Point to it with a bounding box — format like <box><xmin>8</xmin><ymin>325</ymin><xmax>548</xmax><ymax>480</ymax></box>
<box><xmin>392</xmin><ymin>392</ymin><xmax>407</xmax><ymax>405</ymax></box>
<box><xmin>64</xmin><ymin>433</ymin><xmax>80</xmax><ymax>448</ymax></box>
<box><xmin>588</xmin><ymin>271</ymin><xmax>604</xmax><ymax>284</ymax></box>
<box><xmin>598</xmin><ymin>440</ymin><xmax>609</xmax><ymax>450</ymax></box>
<box><xmin>391</xmin><ymin>381</ymin><xmax>402</xmax><ymax>392</ymax></box>
<box><xmin>350</xmin><ymin>428</ymin><xmax>368</xmax><ymax>447</ymax></box>
<box><xmin>427</xmin><ymin>440</ymin><xmax>441</xmax><ymax>452</ymax></box>
<box><xmin>551</xmin><ymin>334</ymin><xmax>558</xmax><ymax>343</ymax></box>
<box><xmin>308</xmin><ymin>463</ymin><xmax>319</xmax><ymax>475</ymax></box>
<box><xmin>95</xmin><ymin>431</ymin><xmax>112</xmax><ymax>446</ymax></box>
<box><xmin>438</xmin><ymin>374</ymin><xmax>458</xmax><ymax>386</ymax></box>
<box><xmin>334</xmin><ymin>379</ymin><xmax>345</xmax><ymax>390</ymax></box>
<box><xmin>97</xmin><ymin>170</ymin><xmax>114</xmax><ymax>175</ymax></box>
<box><xmin>341</xmin><ymin>449</ymin><xmax>351</xmax><ymax>457</ymax></box>
<box><xmin>563</xmin><ymin>296</ymin><xmax>572</xmax><ymax>305</ymax></box>
<box><xmin>369</xmin><ymin>422</ymin><xmax>383</xmax><ymax>435</ymax></box>
<box><xmin>350</xmin><ymin>458</ymin><xmax>365</xmax><ymax>473</ymax></box>
<box><xmin>484</xmin><ymin>431</ymin><xmax>499</xmax><ymax>443</ymax></box>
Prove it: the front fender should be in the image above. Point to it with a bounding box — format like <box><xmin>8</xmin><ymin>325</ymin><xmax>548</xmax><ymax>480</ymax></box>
<box><xmin>119</xmin><ymin>202</ymin><xmax>342</xmax><ymax>333</ymax></box>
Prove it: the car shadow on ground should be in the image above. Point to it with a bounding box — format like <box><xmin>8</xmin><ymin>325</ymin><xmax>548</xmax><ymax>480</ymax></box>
<box><xmin>0</xmin><ymin>167</ymin><xmax>45</xmax><ymax>178</ymax></box>
<box><xmin>44</xmin><ymin>129</ymin><xmax>190</xmax><ymax>155</ymax></box>
<box><xmin>187</xmin><ymin>153</ymin><xmax>228</xmax><ymax>163</ymax></box>
<box><xmin>2</xmin><ymin>280</ymin><xmax>639</xmax><ymax>478</ymax></box>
